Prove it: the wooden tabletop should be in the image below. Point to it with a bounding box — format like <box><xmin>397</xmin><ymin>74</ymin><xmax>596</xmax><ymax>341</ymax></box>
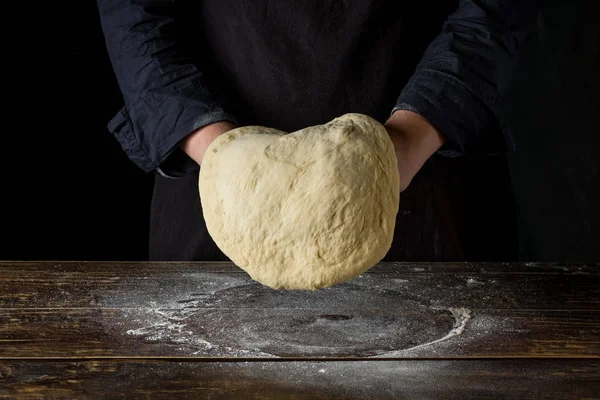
<box><xmin>0</xmin><ymin>261</ymin><xmax>598</xmax><ymax>399</ymax></box>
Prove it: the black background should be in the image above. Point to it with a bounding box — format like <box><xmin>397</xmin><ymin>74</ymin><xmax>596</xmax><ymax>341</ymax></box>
<box><xmin>3</xmin><ymin>0</ymin><xmax>598</xmax><ymax>262</ymax></box>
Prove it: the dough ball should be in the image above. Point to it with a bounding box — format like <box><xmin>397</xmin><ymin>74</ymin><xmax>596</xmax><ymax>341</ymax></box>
<box><xmin>199</xmin><ymin>113</ymin><xmax>400</xmax><ymax>290</ymax></box>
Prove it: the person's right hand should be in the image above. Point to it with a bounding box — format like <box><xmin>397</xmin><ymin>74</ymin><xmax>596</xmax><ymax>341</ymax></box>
<box><xmin>180</xmin><ymin>121</ymin><xmax>237</xmax><ymax>166</ymax></box>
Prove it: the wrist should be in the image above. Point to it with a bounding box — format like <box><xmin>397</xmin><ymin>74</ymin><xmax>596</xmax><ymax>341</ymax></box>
<box><xmin>384</xmin><ymin>110</ymin><xmax>446</xmax><ymax>190</ymax></box>
<box><xmin>180</xmin><ymin>121</ymin><xmax>237</xmax><ymax>165</ymax></box>
<box><xmin>385</xmin><ymin>110</ymin><xmax>445</xmax><ymax>153</ymax></box>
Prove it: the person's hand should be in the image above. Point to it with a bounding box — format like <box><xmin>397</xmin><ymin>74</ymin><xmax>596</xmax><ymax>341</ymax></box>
<box><xmin>384</xmin><ymin>110</ymin><xmax>447</xmax><ymax>192</ymax></box>
<box><xmin>179</xmin><ymin>121</ymin><xmax>237</xmax><ymax>165</ymax></box>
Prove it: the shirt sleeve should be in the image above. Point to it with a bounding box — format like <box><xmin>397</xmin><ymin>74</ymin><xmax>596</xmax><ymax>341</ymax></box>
<box><xmin>97</xmin><ymin>0</ymin><xmax>237</xmax><ymax>177</ymax></box>
<box><xmin>392</xmin><ymin>0</ymin><xmax>541</xmax><ymax>156</ymax></box>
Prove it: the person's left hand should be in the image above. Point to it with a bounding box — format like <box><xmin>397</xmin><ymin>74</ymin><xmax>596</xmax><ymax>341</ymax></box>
<box><xmin>384</xmin><ymin>110</ymin><xmax>447</xmax><ymax>192</ymax></box>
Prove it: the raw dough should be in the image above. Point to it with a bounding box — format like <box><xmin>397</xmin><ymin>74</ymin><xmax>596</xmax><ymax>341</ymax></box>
<box><xmin>199</xmin><ymin>113</ymin><xmax>399</xmax><ymax>290</ymax></box>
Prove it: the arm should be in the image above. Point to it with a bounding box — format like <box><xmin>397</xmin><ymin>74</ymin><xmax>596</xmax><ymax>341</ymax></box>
<box><xmin>386</xmin><ymin>0</ymin><xmax>541</xmax><ymax>190</ymax></box>
<box><xmin>97</xmin><ymin>0</ymin><xmax>236</xmax><ymax>177</ymax></box>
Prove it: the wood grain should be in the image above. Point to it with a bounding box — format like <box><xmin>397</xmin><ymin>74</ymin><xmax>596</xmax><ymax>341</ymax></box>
<box><xmin>1</xmin><ymin>359</ymin><xmax>599</xmax><ymax>399</ymax></box>
<box><xmin>2</xmin><ymin>262</ymin><xmax>598</xmax><ymax>310</ymax></box>
<box><xmin>1</xmin><ymin>261</ymin><xmax>599</xmax><ymax>359</ymax></box>
<box><xmin>1</xmin><ymin>308</ymin><xmax>599</xmax><ymax>358</ymax></box>
<box><xmin>1</xmin><ymin>261</ymin><xmax>598</xmax><ymax>398</ymax></box>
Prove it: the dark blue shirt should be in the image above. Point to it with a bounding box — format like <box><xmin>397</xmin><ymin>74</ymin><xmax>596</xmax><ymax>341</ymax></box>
<box><xmin>98</xmin><ymin>0</ymin><xmax>541</xmax><ymax>178</ymax></box>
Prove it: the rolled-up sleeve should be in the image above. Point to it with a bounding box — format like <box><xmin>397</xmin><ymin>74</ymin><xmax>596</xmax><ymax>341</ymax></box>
<box><xmin>393</xmin><ymin>0</ymin><xmax>541</xmax><ymax>156</ymax></box>
<box><xmin>97</xmin><ymin>0</ymin><xmax>236</xmax><ymax>177</ymax></box>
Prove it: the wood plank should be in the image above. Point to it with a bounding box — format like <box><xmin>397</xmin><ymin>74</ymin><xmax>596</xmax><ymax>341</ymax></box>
<box><xmin>1</xmin><ymin>262</ymin><xmax>598</xmax><ymax>310</ymax></box>
<box><xmin>1</xmin><ymin>307</ymin><xmax>598</xmax><ymax>358</ymax></box>
<box><xmin>1</xmin><ymin>359</ymin><xmax>598</xmax><ymax>399</ymax></box>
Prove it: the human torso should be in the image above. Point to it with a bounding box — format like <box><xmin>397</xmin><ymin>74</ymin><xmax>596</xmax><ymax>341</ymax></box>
<box><xmin>178</xmin><ymin>0</ymin><xmax>457</xmax><ymax>131</ymax></box>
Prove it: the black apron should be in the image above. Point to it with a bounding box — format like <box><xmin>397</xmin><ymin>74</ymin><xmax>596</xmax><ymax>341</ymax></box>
<box><xmin>149</xmin><ymin>0</ymin><xmax>518</xmax><ymax>262</ymax></box>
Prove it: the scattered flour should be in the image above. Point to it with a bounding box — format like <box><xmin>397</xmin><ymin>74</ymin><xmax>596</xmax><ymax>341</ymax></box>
<box><xmin>372</xmin><ymin>308</ymin><xmax>472</xmax><ymax>357</ymax></box>
<box><xmin>116</xmin><ymin>270</ymin><xmax>513</xmax><ymax>359</ymax></box>
<box><xmin>466</xmin><ymin>278</ymin><xmax>484</xmax><ymax>286</ymax></box>
<box><xmin>123</xmin><ymin>306</ymin><xmax>276</xmax><ymax>358</ymax></box>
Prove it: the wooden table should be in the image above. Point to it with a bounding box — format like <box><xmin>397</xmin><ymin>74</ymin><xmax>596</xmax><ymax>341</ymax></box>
<box><xmin>1</xmin><ymin>261</ymin><xmax>598</xmax><ymax>399</ymax></box>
